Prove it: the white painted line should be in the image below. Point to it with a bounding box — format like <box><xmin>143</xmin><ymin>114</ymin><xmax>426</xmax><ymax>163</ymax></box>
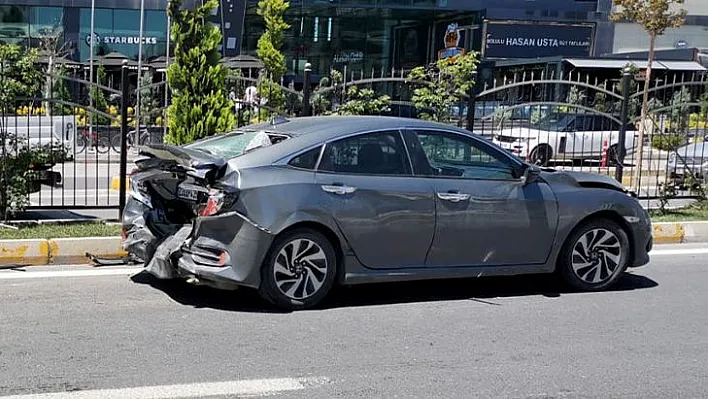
<box><xmin>650</xmin><ymin>248</ymin><xmax>708</xmax><ymax>256</ymax></box>
<box><xmin>0</xmin><ymin>267</ymin><xmax>144</xmax><ymax>280</ymax></box>
<box><xmin>0</xmin><ymin>377</ymin><xmax>325</xmax><ymax>399</ymax></box>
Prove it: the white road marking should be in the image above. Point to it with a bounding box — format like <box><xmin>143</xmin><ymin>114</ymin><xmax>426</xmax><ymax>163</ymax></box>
<box><xmin>0</xmin><ymin>246</ymin><xmax>704</xmax><ymax>282</ymax></box>
<box><xmin>0</xmin><ymin>377</ymin><xmax>326</xmax><ymax>399</ymax></box>
<box><xmin>0</xmin><ymin>267</ymin><xmax>143</xmax><ymax>280</ymax></box>
<box><xmin>650</xmin><ymin>248</ymin><xmax>708</xmax><ymax>256</ymax></box>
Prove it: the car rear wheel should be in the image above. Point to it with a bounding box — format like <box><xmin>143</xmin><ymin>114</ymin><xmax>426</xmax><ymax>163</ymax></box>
<box><xmin>558</xmin><ymin>218</ymin><xmax>630</xmax><ymax>291</ymax></box>
<box><xmin>529</xmin><ymin>145</ymin><xmax>553</xmax><ymax>166</ymax></box>
<box><xmin>259</xmin><ymin>228</ymin><xmax>337</xmax><ymax>310</ymax></box>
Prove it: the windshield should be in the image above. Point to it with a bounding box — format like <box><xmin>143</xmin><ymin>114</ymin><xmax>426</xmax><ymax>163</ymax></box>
<box><xmin>184</xmin><ymin>131</ymin><xmax>274</xmax><ymax>159</ymax></box>
<box><xmin>529</xmin><ymin>113</ymin><xmax>568</xmax><ymax>131</ymax></box>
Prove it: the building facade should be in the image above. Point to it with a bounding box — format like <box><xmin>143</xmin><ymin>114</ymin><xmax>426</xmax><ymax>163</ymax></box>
<box><xmin>241</xmin><ymin>0</ymin><xmax>614</xmax><ymax>75</ymax></box>
<box><xmin>0</xmin><ymin>0</ymin><xmax>245</xmax><ymax>62</ymax></box>
<box><xmin>612</xmin><ymin>0</ymin><xmax>708</xmax><ymax>55</ymax></box>
<box><xmin>1</xmin><ymin>0</ymin><xmax>614</xmax><ymax>73</ymax></box>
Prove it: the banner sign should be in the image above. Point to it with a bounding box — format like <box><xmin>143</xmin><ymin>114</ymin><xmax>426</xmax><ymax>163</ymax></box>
<box><xmin>484</xmin><ymin>21</ymin><xmax>594</xmax><ymax>59</ymax></box>
<box><xmin>438</xmin><ymin>23</ymin><xmax>466</xmax><ymax>61</ymax></box>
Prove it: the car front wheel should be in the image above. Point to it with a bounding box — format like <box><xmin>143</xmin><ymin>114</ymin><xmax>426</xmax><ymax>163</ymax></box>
<box><xmin>558</xmin><ymin>218</ymin><xmax>630</xmax><ymax>291</ymax></box>
<box><xmin>259</xmin><ymin>228</ymin><xmax>337</xmax><ymax>310</ymax></box>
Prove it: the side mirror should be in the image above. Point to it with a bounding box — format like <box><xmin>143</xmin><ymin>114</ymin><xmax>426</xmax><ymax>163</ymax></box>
<box><xmin>521</xmin><ymin>164</ymin><xmax>541</xmax><ymax>185</ymax></box>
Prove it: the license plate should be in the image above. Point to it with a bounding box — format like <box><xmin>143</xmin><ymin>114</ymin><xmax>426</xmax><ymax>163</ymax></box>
<box><xmin>177</xmin><ymin>186</ymin><xmax>199</xmax><ymax>201</ymax></box>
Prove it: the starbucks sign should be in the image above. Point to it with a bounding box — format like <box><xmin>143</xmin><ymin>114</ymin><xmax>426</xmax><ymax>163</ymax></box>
<box><xmin>86</xmin><ymin>33</ymin><xmax>158</xmax><ymax>46</ymax></box>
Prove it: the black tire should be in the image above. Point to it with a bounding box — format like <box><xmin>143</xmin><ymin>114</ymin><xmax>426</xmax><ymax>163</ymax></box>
<box><xmin>110</xmin><ymin>134</ymin><xmax>122</xmax><ymax>153</ymax></box>
<box><xmin>259</xmin><ymin>228</ymin><xmax>337</xmax><ymax>310</ymax></box>
<box><xmin>96</xmin><ymin>136</ymin><xmax>110</xmax><ymax>154</ymax></box>
<box><xmin>529</xmin><ymin>144</ymin><xmax>553</xmax><ymax>166</ymax></box>
<box><xmin>75</xmin><ymin>136</ymin><xmax>87</xmax><ymax>154</ymax></box>
<box><xmin>557</xmin><ymin>218</ymin><xmax>630</xmax><ymax>291</ymax></box>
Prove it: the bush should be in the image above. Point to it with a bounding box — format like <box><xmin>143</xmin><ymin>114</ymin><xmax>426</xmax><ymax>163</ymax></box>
<box><xmin>0</xmin><ymin>133</ymin><xmax>69</xmax><ymax>219</ymax></box>
<box><xmin>651</xmin><ymin>134</ymin><xmax>685</xmax><ymax>151</ymax></box>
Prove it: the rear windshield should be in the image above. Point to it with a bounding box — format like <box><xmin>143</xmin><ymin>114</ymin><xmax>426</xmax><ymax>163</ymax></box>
<box><xmin>184</xmin><ymin>130</ymin><xmax>287</xmax><ymax>159</ymax></box>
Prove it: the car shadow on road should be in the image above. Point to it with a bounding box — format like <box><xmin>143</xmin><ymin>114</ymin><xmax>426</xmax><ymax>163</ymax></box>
<box><xmin>131</xmin><ymin>270</ymin><xmax>658</xmax><ymax>313</ymax></box>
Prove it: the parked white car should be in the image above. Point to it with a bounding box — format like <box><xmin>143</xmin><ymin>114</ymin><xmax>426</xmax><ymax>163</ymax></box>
<box><xmin>492</xmin><ymin>114</ymin><xmax>637</xmax><ymax>166</ymax></box>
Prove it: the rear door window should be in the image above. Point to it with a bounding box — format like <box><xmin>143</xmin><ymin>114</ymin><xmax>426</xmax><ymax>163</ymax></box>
<box><xmin>318</xmin><ymin>130</ymin><xmax>411</xmax><ymax>175</ymax></box>
<box><xmin>288</xmin><ymin>146</ymin><xmax>322</xmax><ymax>170</ymax></box>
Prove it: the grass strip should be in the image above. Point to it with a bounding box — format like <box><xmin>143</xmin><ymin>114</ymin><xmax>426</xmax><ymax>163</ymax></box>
<box><xmin>0</xmin><ymin>223</ymin><xmax>122</xmax><ymax>240</ymax></box>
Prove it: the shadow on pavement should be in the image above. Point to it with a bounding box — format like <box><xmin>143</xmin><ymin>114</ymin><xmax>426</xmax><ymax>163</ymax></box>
<box><xmin>131</xmin><ymin>271</ymin><xmax>658</xmax><ymax>313</ymax></box>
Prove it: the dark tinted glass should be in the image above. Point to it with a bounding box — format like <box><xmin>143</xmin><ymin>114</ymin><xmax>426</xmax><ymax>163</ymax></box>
<box><xmin>288</xmin><ymin>146</ymin><xmax>322</xmax><ymax>170</ymax></box>
<box><xmin>319</xmin><ymin>130</ymin><xmax>410</xmax><ymax>175</ymax></box>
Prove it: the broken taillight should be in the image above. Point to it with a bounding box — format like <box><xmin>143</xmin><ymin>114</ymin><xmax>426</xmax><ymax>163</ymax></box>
<box><xmin>199</xmin><ymin>189</ymin><xmax>225</xmax><ymax>217</ymax></box>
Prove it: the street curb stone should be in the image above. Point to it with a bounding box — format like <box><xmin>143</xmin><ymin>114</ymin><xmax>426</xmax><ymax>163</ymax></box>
<box><xmin>1</xmin><ymin>222</ymin><xmax>706</xmax><ymax>266</ymax></box>
<box><xmin>0</xmin><ymin>237</ymin><xmax>126</xmax><ymax>266</ymax></box>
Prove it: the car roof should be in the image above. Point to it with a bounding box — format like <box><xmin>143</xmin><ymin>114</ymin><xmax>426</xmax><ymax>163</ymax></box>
<box><xmin>244</xmin><ymin>115</ymin><xmax>470</xmax><ymax>139</ymax></box>
<box><xmin>229</xmin><ymin>116</ymin><xmax>475</xmax><ymax>167</ymax></box>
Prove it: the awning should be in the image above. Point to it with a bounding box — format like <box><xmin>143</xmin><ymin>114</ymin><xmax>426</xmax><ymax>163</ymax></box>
<box><xmin>657</xmin><ymin>61</ymin><xmax>707</xmax><ymax>71</ymax></box>
<box><xmin>565</xmin><ymin>59</ymin><xmax>667</xmax><ymax>70</ymax></box>
<box><xmin>566</xmin><ymin>58</ymin><xmax>706</xmax><ymax>71</ymax></box>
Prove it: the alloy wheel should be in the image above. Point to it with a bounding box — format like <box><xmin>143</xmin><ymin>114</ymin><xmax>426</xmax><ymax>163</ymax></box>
<box><xmin>273</xmin><ymin>238</ymin><xmax>328</xmax><ymax>300</ymax></box>
<box><xmin>571</xmin><ymin>228</ymin><xmax>622</xmax><ymax>284</ymax></box>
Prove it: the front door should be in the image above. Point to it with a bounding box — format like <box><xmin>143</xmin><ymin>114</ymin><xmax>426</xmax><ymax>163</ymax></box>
<box><xmin>314</xmin><ymin>130</ymin><xmax>436</xmax><ymax>269</ymax></box>
<box><xmin>404</xmin><ymin>129</ymin><xmax>558</xmax><ymax>267</ymax></box>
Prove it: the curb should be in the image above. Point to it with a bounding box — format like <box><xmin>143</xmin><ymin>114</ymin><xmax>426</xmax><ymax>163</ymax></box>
<box><xmin>110</xmin><ymin>176</ymin><xmax>129</xmax><ymax>191</ymax></box>
<box><xmin>1</xmin><ymin>221</ymin><xmax>707</xmax><ymax>266</ymax></box>
<box><xmin>0</xmin><ymin>237</ymin><xmax>127</xmax><ymax>266</ymax></box>
<box><xmin>652</xmin><ymin>223</ymin><xmax>684</xmax><ymax>244</ymax></box>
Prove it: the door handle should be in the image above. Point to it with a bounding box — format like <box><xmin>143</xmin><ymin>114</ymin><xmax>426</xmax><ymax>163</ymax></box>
<box><xmin>436</xmin><ymin>192</ymin><xmax>470</xmax><ymax>202</ymax></box>
<box><xmin>321</xmin><ymin>184</ymin><xmax>357</xmax><ymax>195</ymax></box>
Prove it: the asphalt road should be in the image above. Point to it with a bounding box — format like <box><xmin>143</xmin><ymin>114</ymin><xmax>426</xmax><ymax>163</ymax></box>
<box><xmin>1</xmin><ymin>244</ymin><xmax>706</xmax><ymax>398</ymax></box>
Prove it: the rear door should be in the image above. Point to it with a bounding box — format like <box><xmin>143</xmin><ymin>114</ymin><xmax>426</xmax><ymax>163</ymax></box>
<box><xmin>314</xmin><ymin>130</ymin><xmax>436</xmax><ymax>269</ymax></box>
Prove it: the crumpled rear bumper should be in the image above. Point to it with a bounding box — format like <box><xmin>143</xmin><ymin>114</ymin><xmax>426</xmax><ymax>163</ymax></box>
<box><xmin>123</xmin><ymin>197</ymin><xmax>275</xmax><ymax>290</ymax></box>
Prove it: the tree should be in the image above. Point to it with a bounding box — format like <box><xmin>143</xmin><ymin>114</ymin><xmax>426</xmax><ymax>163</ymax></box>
<box><xmin>256</xmin><ymin>0</ymin><xmax>289</xmax><ymax>80</ymax></box>
<box><xmin>90</xmin><ymin>64</ymin><xmax>110</xmax><ymax>125</ymax></box>
<box><xmin>611</xmin><ymin>0</ymin><xmax>687</xmax><ymax>191</ymax></box>
<box><xmin>0</xmin><ymin>44</ymin><xmax>61</xmax><ymax>219</ymax></box>
<box><xmin>166</xmin><ymin>0</ymin><xmax>235</xmax><ymax>145</ymax></box>
<box><xmin>138</xmin><ymin>71</ymin><xmax>159</xmax><ymax>126</ymax></box>
<box><xmin>51</xmin><ymin>65</ymin><xmax>73</xmax><ymax>115</ymax></box>
<box><xmin>256</xmin><ymin>0</ymin><xmax>290</xmax><ymax>114</ymax></box>
<box><xmin>36</xmin><ymin>20</ymin><xmax>72</xmax><ymax>116</ymax></box>
<box><xmin>408</xmin><ymin>52</ymin><xmax>479</xmax><ymax>123</ymax></box>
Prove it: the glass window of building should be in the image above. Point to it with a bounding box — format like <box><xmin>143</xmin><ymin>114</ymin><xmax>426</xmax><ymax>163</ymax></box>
<box><xmin>0</xmin><ymin>5</ymin><xmax>29</xmax><ymax>46</ymax></box>
<box><xmin>78</xmin><ymin>8</ymin><xmax>168</xmax><ymax>62</ymax></box>
<box><xmin>241</xmin><ymin>3</ymin><xmax>465</xmax><ymax>76</ymax></box>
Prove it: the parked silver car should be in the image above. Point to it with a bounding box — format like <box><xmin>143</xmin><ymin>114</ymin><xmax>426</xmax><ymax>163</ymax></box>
<box><xmin>668</xmin><ymin>142</ymin><xmax>708</xmax><ymax>187</ymax></box>
<box><xmin>123</xmin><ymin>116</ymin><xmax>652</xmax><ymax>310</ymax></box>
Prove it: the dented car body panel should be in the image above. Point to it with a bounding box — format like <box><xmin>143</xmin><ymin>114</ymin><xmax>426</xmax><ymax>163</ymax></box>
<box><xmin>122</xmin><ymin>116</ymin><xmax>652</xmax><ymax>296</ymax></box>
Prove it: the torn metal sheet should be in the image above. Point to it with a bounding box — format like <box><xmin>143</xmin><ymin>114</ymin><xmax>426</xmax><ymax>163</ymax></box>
<box><xmin>144</xmin><ymin>225</ymin><xmax>193</xmax><ymax>280</ymax></box>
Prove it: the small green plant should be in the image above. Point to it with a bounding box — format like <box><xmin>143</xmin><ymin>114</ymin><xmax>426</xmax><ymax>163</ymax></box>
<box><xmin>0</xmin><ymin>44</ymin><xmax>52</xmax><ymax>219</ymax></box>
<box><xmin>650</xmin><ymin>134</ymin><xmax>684</xmax><ymax>151</ymax></box>
<box><xmin>331</xmin><ymin>86</ymin><xmax>391</xmax><ymax>116</ymax></box>
<box><xmin>657</xmin><ymin>181</ymin><xmax>679</xmax><ymax>215</ymax></box>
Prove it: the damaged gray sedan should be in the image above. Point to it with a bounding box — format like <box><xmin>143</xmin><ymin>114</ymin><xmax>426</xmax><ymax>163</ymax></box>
<box><xmin>123</xmin><ymin>116</ymin><xmax>653</xmax><ymax>310</ymax></box>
